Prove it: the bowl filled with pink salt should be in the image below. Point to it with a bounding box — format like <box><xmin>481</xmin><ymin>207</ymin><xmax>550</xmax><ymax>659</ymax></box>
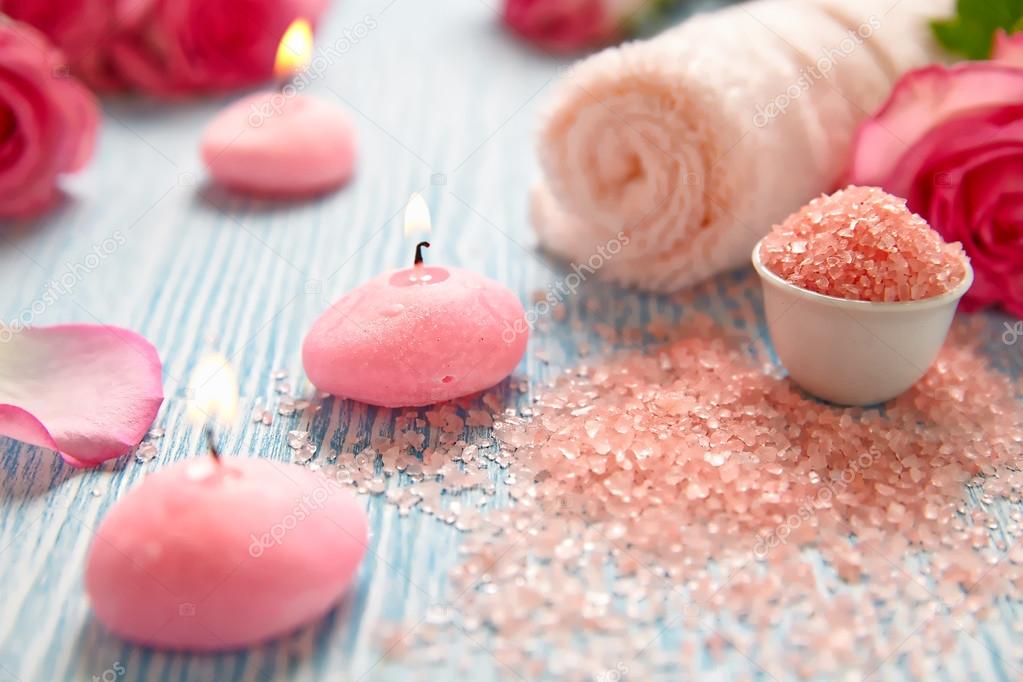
<box><xmin>752</xmin><ymin>185</ymin><xmax>972</xmax><ymax>406</ymax></box>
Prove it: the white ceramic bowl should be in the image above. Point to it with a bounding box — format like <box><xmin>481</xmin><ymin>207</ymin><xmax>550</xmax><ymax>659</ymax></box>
<box><xmin>751</xmin><ymin>240</ymin><xmax>973</xmax><ymax>406</ymax></box>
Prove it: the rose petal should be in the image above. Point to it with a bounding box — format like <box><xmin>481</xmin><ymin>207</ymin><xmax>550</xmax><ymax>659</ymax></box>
<box><xmin>884</xmin><ymin>109</ymin><xmax>1023</xmax><ymax>201</ymax></box>
<box><xmin>848</xmin><ymin>63</ymin><xmax>1023</xmax><ymax>186</ymax></box>
<box><xmin>918</xmin><ymin>143</ymin><xmax>1023</xmax><ymax>266</ymax></box>
<box><xmin>0</xmin><ymin>324</ymin><xmax>164</xmax><ymax>467</ymax></box>
<box><xmin>993</xmin><ymin>29</ymin><xmax>1023</xmax><ymax>68</ymax></box>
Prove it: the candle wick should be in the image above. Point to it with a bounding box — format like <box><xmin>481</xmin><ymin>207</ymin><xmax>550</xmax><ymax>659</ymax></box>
<box><xmin>414</xmin><ymin>241</ymin><xmax>430</xmax><ymax>267</ymax></box>
<box><xmin>204</xmin><ymin>422</ymin><xmax>221</xmax><ymax>463</ymax></box>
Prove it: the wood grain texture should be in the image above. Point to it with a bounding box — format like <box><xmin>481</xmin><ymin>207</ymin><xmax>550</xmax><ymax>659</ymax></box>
<box><xmin>1</xmin><ymin>1</ymin><xmax>1021</xmax><ymax>680</ymax></box>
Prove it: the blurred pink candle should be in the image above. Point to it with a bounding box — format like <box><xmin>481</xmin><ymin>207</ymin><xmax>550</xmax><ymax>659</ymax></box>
<box><xmin>201</xmin><ymin>19</ymin><xmax>356</xmax><ymax>197</ymax></box>
<box><xmin>85</xmin><ymin>355</ymin><xmax>368</xmax><ymax>651</ymax></box>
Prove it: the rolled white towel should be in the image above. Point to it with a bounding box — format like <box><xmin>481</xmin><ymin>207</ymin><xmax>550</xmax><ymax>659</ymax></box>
<box><xmin>532</xmin><ymin>0</ymin><xmax>952</xmax><ymax>292</ymax></box>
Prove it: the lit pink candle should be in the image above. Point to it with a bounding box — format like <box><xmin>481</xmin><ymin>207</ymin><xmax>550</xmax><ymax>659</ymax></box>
<box><xmin>85</xmin><ymin>355</ymin><xmax>368</xmax><ymax>651</ymax></box>
<box><xmin>303</xmin><ymin>194</ymin><xmax>528</xmax><ymax>407</ymax></box>
<box><xmin>201</xmin><ymin>20</ymin><xmax>356</xmax><ymax>197</ymax></box>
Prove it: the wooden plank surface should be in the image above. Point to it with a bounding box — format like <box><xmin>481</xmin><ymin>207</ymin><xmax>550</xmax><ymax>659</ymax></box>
<box><xmin>1</xmin><ymin>1</ymin><xmax>1021</xmax><ymax>680</ymax></box>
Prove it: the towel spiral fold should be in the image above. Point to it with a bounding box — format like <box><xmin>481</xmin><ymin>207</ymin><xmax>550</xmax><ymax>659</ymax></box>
<box><xmin>532</xmin><ymin>0</ymin><xmax>952</xmax><ymax>291</ymax></box>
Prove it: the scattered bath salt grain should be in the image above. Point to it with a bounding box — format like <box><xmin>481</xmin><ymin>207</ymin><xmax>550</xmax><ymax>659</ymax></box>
<box><xmin>368</xmin><ymin>319</ymin><xmax>1022</xmax><ymax>679</ymax></box>
<box><xmin>293</xmin><ymin>442</ymin><xmax>317</xmax><ymax>464</ymax></box>
<box><xmin>133</xmin><ymin>441</ymin><xmax>158</xmax><ymax>463</ymax></box>
<box><xmin>287</xmin><ymin>430</ymin><xmax>308</xmax><ymax>449</ymax></box>
<box><xmin>759</xmin><ymin>185</ymin><xmax>967</xmax><ymax>302</ymax></box>
<box><xmin>278</xmin><ymin>398</ymin><xmax>296</xmax><ymax>417</ymax></box>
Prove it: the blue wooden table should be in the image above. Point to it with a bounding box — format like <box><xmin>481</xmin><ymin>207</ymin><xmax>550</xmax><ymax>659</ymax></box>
<box><xmin>1</xmin><ymin>1</ymin><xmax>1021</xmax><ymax>680</ymax></box>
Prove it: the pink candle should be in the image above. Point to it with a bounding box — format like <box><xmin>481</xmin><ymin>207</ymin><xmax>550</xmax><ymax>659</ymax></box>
<box><xmin>85</xmin><ymin>356</ymin><xmax>368</xmax><ymax>651</ymax></box>
<box><xmin>303</xmin><ymin>194</ymin><xmax>528</xmax><ymax>407</ymax></box>
<box><xmin>201</xmin><ymin>20</ymin><xmax>356</xmax><ymax>197</ymax></box>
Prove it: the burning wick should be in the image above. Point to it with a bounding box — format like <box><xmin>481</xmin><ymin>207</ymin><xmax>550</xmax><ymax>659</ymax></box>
<box><xmin>204</xmin><ymin>422</ymin><xmax>221</xmax><ymax>462</ymax></box>
<box><xmin>414</xmin><ymin>241</ymin><xmax>430</xmax><ymax>267</ymax></box>
<box><xmin>187</xmin><ymin>352</ymin><xmax>238</xmax><ymax>465</ymax></box>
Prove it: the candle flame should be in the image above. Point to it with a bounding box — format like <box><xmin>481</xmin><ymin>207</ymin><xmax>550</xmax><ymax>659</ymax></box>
<box><xmin>274</xmin><ymin>18</ymin><xmax>313</xmax><ymax>80</ymax></box>
<box><xmin>404</xmin><ymin>193</ymin><xmax>431</xmax><ymax>238</ymax></box>
<box><xmin>187</xmin><ymin>352</ymin><xmax>239</xmax><ymax>427</ymax></box>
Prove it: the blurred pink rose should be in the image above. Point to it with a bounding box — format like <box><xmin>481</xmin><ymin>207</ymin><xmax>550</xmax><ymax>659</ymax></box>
<box><xmin>2</xmin><ymin>0</ymin><xmax>330</xmax><ymax>96</ymax></box>
<box><xmin>993</xmin><ymin>29</ymin><xmax>1023</xmax><ymax>67</ymax></box>
<box><xmin>111</xmin><ymin>0</ymin><xmax>327</xmax><ymax>96</ymax></box>
<box><xmin>503</xmin><ymin>0</ymin><xmax>635</xmax><ymax>53</ymax></box>
<box><xmin>0</xmin><ymin>20</ymin><xmax>99</xmax><ymax>218</ymax></box>
<box><xmin>0</xmin><ymin>0</ymin><xmax>110</xmax><ymax>64</ymax></box>
<box><xmin>0</xmin><ymin>0</ymin><xmax>124</xmax><ymax>89</ymax></box>
<box><xmin>847</xmin><ymin>49</ymin><xmax>1023</xmax><ymax>318</ymax></box>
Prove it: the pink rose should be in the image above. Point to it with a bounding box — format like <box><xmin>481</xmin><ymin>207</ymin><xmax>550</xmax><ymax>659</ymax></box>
<box><xmin>2</xmin><ymin>0</ymin><xmax>330</xmax><ymax>96</ymax></box>
<box><xmin>0</xmin><ymin>20</ymin><xmax>99</xmax><ymax>218</ymax></box>
<box><xmin>111</xmin><ymin>0</ymin><xmax>331</xmax><ymax>96</ymax></box>
<box><xmin>0</xmin><ymin>0</ymin><xmax>110</xmax><ymax>63</ymax></box>
<box><xmin>993</xmin><ymin>29</ymin><xmax>1023</xmax><ymax>67</ymax></box>
<box><xmin>0</xmin><ymin>0</ymin><xmax>125</xmax><ymax>89</ymax></box>
<box><xmin>847</xmin><ymin>45</ymin><xmax>1023</xmax><ymax>318</ymax></box>
<box><xmin>503</xmin><ymin>0</ymin><xmax>636</xmax><ymax>53</ymax></box>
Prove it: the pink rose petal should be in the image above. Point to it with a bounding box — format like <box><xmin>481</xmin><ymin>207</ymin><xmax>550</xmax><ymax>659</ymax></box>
<box><xmin>848</xmin><ymin>63</ymin><xmax>1023</xmax><ymax>186</ymax></box>
<box><xmin>0</xmin><ymin>324</ymin><xmax>164</xmax><ymax>467</ymax></box>
<box><xmin>993</xmin><ymin>29</ymin><xmax>1023</xmax><ymax>67</ymax></box>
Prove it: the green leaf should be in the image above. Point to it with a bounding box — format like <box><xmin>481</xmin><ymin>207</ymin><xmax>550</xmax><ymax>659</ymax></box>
<box><xmin>931</xmin><ymin>0</ymin><xmax>1023</xmax><ymax>59</ymax></box>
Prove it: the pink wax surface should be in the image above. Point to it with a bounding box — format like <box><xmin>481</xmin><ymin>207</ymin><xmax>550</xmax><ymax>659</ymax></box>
<box><xmin>85</xmin><ymin>457</ymin><xmax>368</xmax><ymax>651</ymax></box>
<box><xmin>200</xmin><ymin>92</ymin><xmax>356</xmax><ymax>197</ymax></box>
<box><xmin>302</xmin><ymin>265</ymin><xmax>528</xmax><ymax>407</ymax></box>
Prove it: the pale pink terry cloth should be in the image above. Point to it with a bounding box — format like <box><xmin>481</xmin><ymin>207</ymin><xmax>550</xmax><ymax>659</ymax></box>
<box><xmin>532</xmin><ymin>0</ymin><xmax>953</xmax><ymax>292</ymax></box>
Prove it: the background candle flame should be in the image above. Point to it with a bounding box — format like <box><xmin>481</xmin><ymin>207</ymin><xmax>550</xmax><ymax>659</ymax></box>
<box><xmin>187</xmin><ymin>352</ymin><xmax>239</xmax><ymax>427</ymax></box>
<box><xmin>404</xmin><ymin>192</ymin><xmax>432</xmax><ymax>238</ymax></box>
<box><xmin>274</xmin><ymin>18</ymin><xmax>314</xmax><ymax>80</ymax></box>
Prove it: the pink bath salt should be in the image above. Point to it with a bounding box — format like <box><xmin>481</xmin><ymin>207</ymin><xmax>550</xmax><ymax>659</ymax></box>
<box><xmin>201</xmin><ymin>92</ymin><xmax>356</xmax><ymax>196</ymax></box>
<box><xmin>758</xmin><ymin>185</ymin><xmax>968</xmax><ymax>302</ymax></box>
<box><xmin>387</xmin><ymin>316</ymin><xmax>1023</xmax><ymax>678</ymax></box>
<box><xmin>303</xmin><ymin>266</ymin><xmax>528</xmax><ymax>408</ymax></box>
<box><xmin>85</xmin><ymin>457</ymin><xmax>368</xmax><ymax>651</ymax></box>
